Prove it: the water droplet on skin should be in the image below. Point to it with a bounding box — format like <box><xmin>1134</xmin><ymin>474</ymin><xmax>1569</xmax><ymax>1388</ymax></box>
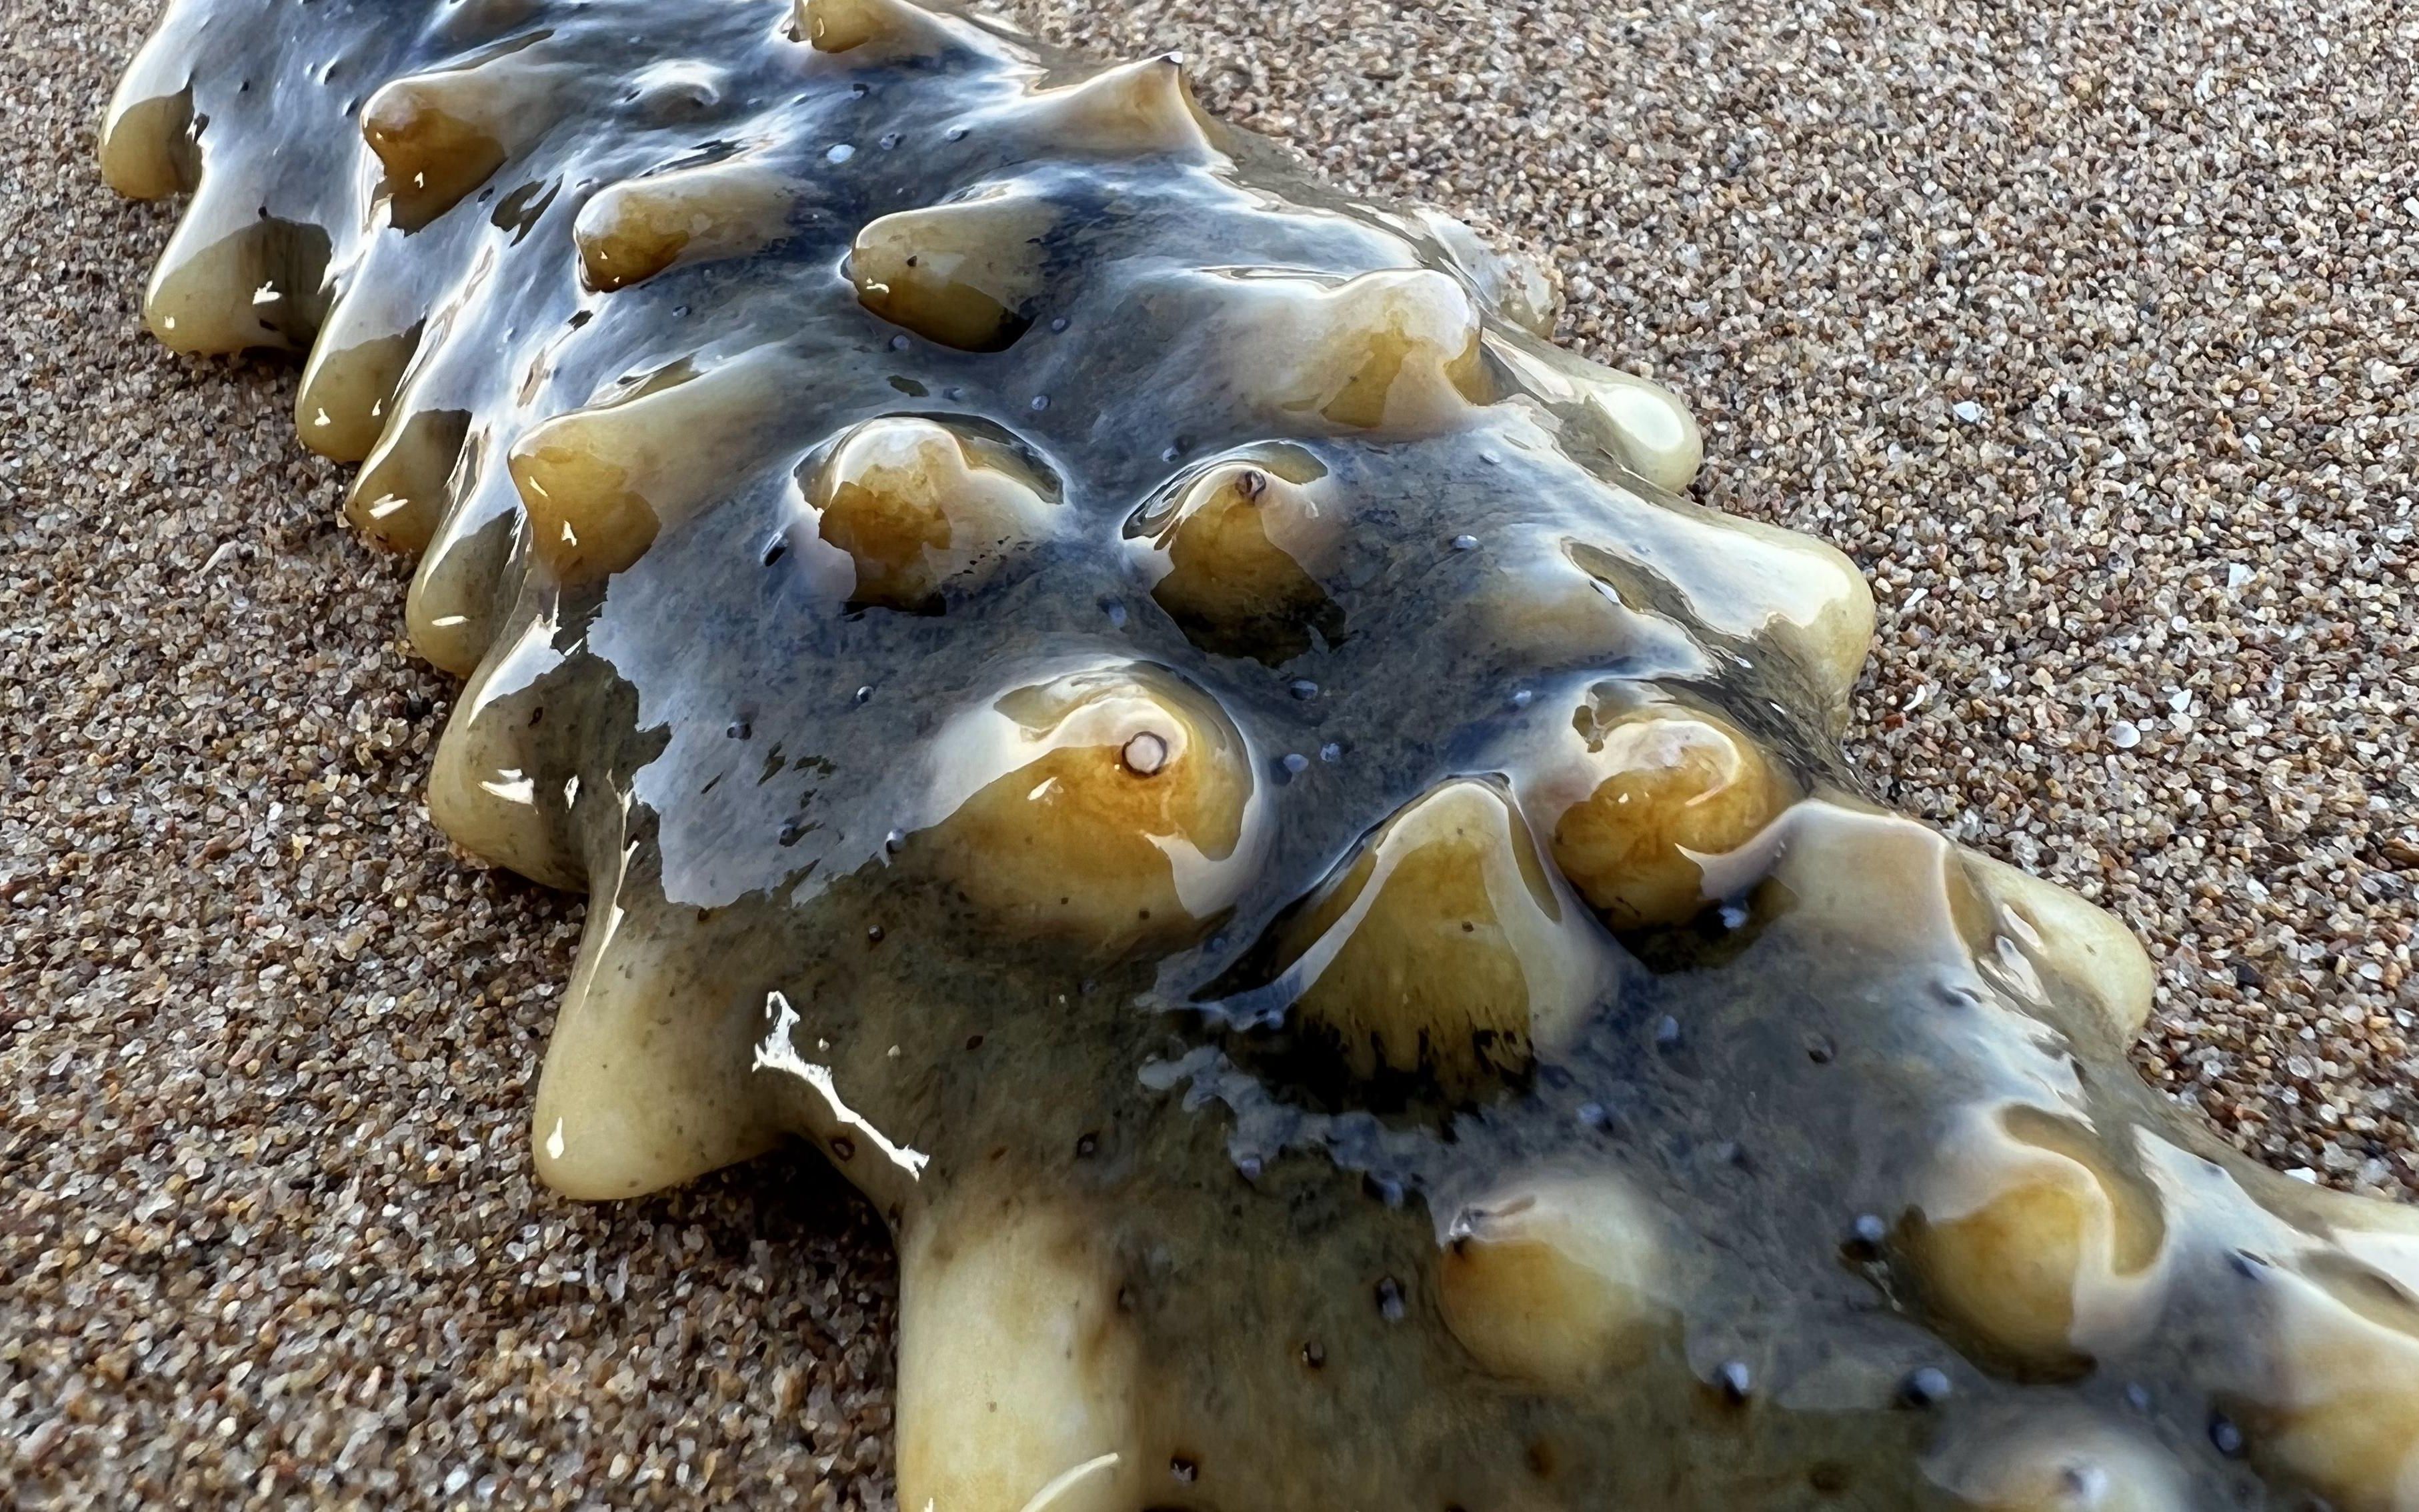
<box><xmin>1374</xmin><ymin>1276</ymin><xmax>1406</xmax><ymax>1321</ymax></box>
<box><xmin>1653</xmin><ymin>1015</ymin><xmax>1682</xmax><ymax>1047</ymax></box>
<box><xmin>2124</xmin><ymin>1383</ymin><xmax>2154</xmax><ymax>1413</ymax></box>
<box><xmin>826</xmin><ymin>143</ymin><xmax>855</xmax><ymax>163</ymax></box>
<box><xmin>1451</xmin><ymin>533</ymin><xmax>1480</xmax><ymax>551</ymax></box>
<box><xmin>1169</xmin><ymin>1457</ymin><xmax>1198</xmax><ymax>1485</ymax></box>
<box><xmin>1510</xmin><ymin>688</ymin><xmax>1534</xmax><ymax>709</ymax></box>
<box><xmin>866</xmin><ymin>925</ymin><xmax>885</xmax><ymax>943</ymax></box>
<box><xmin>1850</xmin><ymin>1213</ymin><xmax>1888</xmax><ymax>1249</ymax></box>
<box><xmin>1301</xmin><ymin>1341</ymin><xmax>1326</xmax><ymax>1369</ymax></box>
<box><xmin>762</xmin><ymin>538</ymin><xmax>787</xmax><ymax>566</ymax></box>
<box><xmin>944</xmin><ymin>124</ymin><xmax>968</xmax><ymax>141</ymax></box>
<box><xmin>1900</xmin><ymin>1367</ymin><xmax>1951</xmax><ymax>1407</ymax></box>
<box><xmin>1029</xmin><ymin>393</ymin><xmax>1049</xmax><ymax>411</ymax></box>
<box><xmin>883</xmin><ymin>828</ymin><xmax>905</xmax><ymax>853</ymax></box>
<box><xmin>854</xmin><ymin>685</ymin><xmax>873</xmax><ymax>704</ymax></box>
<box><xmin>777</xmin><ymin>819</ymin><xmax>805</xmax><ymax>846</ymax></box>
<box><xmin>1576</xmin><ymin>1101</ymin><xmax>1608</xmax><ymax>1129</ymax></box>
<box><xmin>1716</xmin><ymin>1360</ymin><xmax>1753</xmax><ymax>1402</ymax></box>
<box><xmin>1289</xmin><ymin>679</ymin><xmax>1319</xmax><ymax>701</ymax></box>
<box><xmin>2209</xmin><ymin>1415</ymin><xmax>2244</xmax><ymax>1458</ymax></box>
<box><xmin>1105</xmin><ymin>601</ymin><xmax>1128</xmax><ymax>629</ymax></box>
<box><xmin>1049</xmin><ymin>316</ymin><xmax>1069</xmax><ymax>333</ymax></box>
<box><xmin>879</xmin><ymin>131</ymin><xmax>901</xmax><ymax>149</ymax></box>
<box><xmin>889</xmin><ymin>333</ymin><xmax>909</xmax><ymax>351</ymax></box>
<box><xmin>726</xmin><ymin>720</ymin><xmax>750</xmax><ymax>739</ymax></box>
<box><xmin>1236</xmin><ymin>1154</ymin><xmax>1264</xmax><ymax>1181</ymax></box>
<box><xmin>1318</xmin><ymin>742</ymin><xmax>1343</xmax><ymax>763</ymax></box>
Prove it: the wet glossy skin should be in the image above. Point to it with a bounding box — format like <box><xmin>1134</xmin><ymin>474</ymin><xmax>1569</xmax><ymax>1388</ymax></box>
<box><xmin>100</xmin><ymin>1</ymin><xmax>2419</xmax><ymax>1508</ymax></box>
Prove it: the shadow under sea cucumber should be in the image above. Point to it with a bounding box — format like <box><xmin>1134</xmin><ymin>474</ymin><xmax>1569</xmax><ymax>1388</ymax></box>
<box><xmin>99</xmin><ymin>0</ymin><xmax>2419</xmax><ymax>1506</ymax></box>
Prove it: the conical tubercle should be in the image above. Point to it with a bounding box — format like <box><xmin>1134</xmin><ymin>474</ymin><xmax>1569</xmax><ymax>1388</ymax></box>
<box><xmin>793</xmin><ymin>0</ymin><xmax>961</xmax><ymax>61</ymax></box>
<box><xmin>405</xmin><ymin>437</ymin><xmax>524</xmax><ymax>677</ymax></box>
<box><xmin>1386</xmin><ymin>204</ymin><xmax>1564</xmax><ymax>341</ymax></box>
<box><xmin>1562</xmin><ymin>503</ymin><xmax>1874</xmax><ymax>725</ymax></box>
<box><xmin>425</xmin><ymin>603</ymin><xmax>583</xmax><ymax>890</ymax></box>
<box><xmin>1733</xmin><ymin>798</ymin><xmax>2154</xmax><ymax>1052</ymax></box>
<box><xmin>895</xmin><ymin>1188</ymin><xmax>1145</xmax><ymax>1512</ymax></box>
<box><xmin>911</xmin><ymin>660</ymin><xmax>1266</xmax><ymax>951</ymax></box>
<box><xmin>140</xmin><ymin>173</ymin><xmax>333</xmax><ymax>356</ymax></box>
<box><xmin>1256</xmin><ymin>777</ymin><xmax>1615</xmax><ymax>1091</ymax></box>
<box><xmin>296</xmin><ymin>260</ymin><xmax>425</xmax><ymax>464</ymax></box>
<box><xmin>574</xmin><ymin>158</ymin><xmax>801</xmax><ymax>293</ymax></box>
<box><xmin>1126</xmin><ymin>445</ymin><xmax>1343</xmax><ymax>662</ymax></box>
<box><xmin>1482</xmin><ymin>335</ymin><xmax>1700</xmax><ymax>493</ymax></box>
<box><xmin>2253</xmin><ymin>1269</ymin><xmax>2419</xmax><ymax>1512</ymax></box>
<box><xmin>348</xmin><ymin>403</ymin><xmax>473</xmax><ymax>556</ymax></box>
<box><xmin>531</xmin><ymin>832</ymin><xmax>786</xmax><ymax>1201</ymax></box>
<box><xmin>850</xmin><ymin>188</ymin><xmax>1057</xmax><ymax>353</ymax></box>
<box><xmin>508</xmin><ymin>347</ymin><xmax>797</xmax><ymax>585</ymax></box>
<box><xmin>96</xmin><ymin>22</ymin><xmax>197</xmax><ymax>201</ymax></box>
<box><xmin>1515</xmin><ymin>695</ymin><xmax>1796</xmax><ymax>932</ymax></box>
<box><xmin>998</xmin><ymin>54</ymin><xmax>1221</xmax><ymax>162</ymax></box>
<box><xmin>1437</xmin><ymin>1171</ymin><xmax>1675</xmax><ymax>1390</ymax></box>
<box><xmin>1207</xmin><ymin>268</ymin><xmax>1492</xmax><ymax>435</ymax></box>
<box><xmin>1903</xmin><ymin>1102</ymin><xmax>2171</xmax><ymax>1370</ymax></box>
<box><xmin>800</xmin><ymin>415</ymin><xmax>1061</xmax><ymax>609</ymax></box>
<box><xmin>361</xmin><ymin>47</ymin><xmax>569</xmax><ymax>229</ymax></box>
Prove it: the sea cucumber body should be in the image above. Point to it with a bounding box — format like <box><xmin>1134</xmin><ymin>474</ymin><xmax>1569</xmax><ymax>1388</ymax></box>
<box><xmin>103</xmin><ymin>2</ymin><xmax>2419</xmax><ymax>1509</ymax></box>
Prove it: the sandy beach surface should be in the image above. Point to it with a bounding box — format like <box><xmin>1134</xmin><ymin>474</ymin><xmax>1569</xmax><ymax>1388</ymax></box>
<box><xmin>5</xmin><ymin>0</ymin><xmax>2414</xmax><ymax>1504</ymax></box>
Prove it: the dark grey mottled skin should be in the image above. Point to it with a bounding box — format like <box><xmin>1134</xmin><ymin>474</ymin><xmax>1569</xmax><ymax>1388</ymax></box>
<box><xmin>97</xmin><ymin>1</ymin><xmax>2419</xmax><ymax>1508</ymax></box>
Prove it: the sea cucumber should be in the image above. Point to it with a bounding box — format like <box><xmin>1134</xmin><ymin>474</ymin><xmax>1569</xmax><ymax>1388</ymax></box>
<box><xmin>99</xmin><ymin>0</ymin><xmax>2419</xmax><ymax>1506</ymax></box>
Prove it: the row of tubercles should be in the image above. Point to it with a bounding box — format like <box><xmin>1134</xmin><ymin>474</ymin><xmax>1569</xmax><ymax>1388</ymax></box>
<box><xmin>110</xmin><ymin>0</ymin><xmax>1711</xmax><ymax>677</ymax></box>
<box><xmin>886</xmin><ymin>665</ymin><xmax>2419</xmax><ymax>1509</ymax></box>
